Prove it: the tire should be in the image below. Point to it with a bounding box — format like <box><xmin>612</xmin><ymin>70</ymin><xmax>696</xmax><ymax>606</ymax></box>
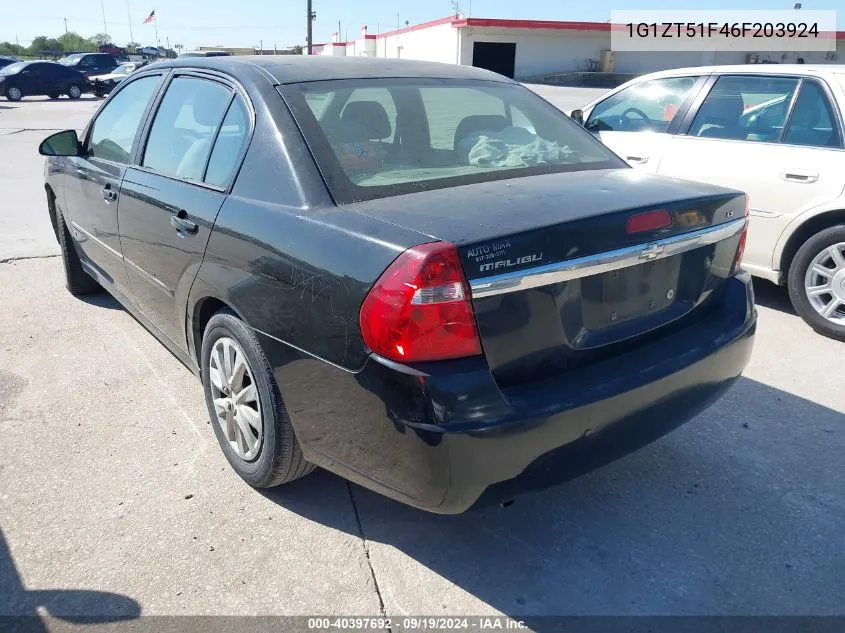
<box><xmin>47</xmin><ymin>91</ymin><xmax>60</xmax><ymax>99</ymax></box>
<box><xmin>5</xmin><ymin>84</ymin><xmax>22</xmax><ymax>101</ymax></box>
<box><xmin>787</xmin><ymin>224</ymin><xmax>845</xmax><ymax>341</ymax></box>
<box><xmin>201</xmin><ymin>309</ymin><xmax>315</xmax><ymax>488</ymax></box>
<box><xmin>55</xmin><ymin>202</ymin><xmax>101</xmax><ymax>296</ymax></box>
<box><xmin>67</xmin><ymin>84</ymin><xmax>82</xmax><ymax>99</ymax></box>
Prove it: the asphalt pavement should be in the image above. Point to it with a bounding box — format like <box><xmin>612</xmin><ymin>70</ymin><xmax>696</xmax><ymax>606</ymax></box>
<box><xmin>0</xmin><ymin>91</ymin><xmax>843</xmax><ymax>623</ymax></box>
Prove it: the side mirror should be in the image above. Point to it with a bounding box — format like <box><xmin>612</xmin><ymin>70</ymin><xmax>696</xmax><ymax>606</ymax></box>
<box><xmin>570</xmin><ymin>109</ymin><xmax>585</xmax><ymax>126</ymax></box>
<box><xmin>39</xmin><ymin>130</ymin><xmax>81</xmax><ymax>157</ymax></box>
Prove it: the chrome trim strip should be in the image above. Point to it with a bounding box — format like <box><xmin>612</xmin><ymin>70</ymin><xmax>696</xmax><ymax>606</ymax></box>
<box><xmin>70</xmin><ymin>221</ymin><xmax>123</xmax><ymax>261</ymax></box>
<box><xmin>124</xmin><ymin>257</ymin><xmax>174</xmax><ymax>296</ymax></box>
<box><xmin>469</xmin><ymin>218</ymin><xmax>746</xmax><ymax>299</ymax></box>
<box><xmin>748</xmin><ymin>208</ymin><xmax>780</xmax><ymax>218</ymax></box>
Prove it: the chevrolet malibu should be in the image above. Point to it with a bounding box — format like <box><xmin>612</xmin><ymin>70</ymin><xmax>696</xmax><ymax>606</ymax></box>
<box><xmin>39</xmin><ymin>57</ymin><xmax>756</xmax><ymax>513</ymax></box>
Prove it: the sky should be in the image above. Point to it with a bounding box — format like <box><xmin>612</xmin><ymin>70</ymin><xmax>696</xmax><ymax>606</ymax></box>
<box><xmin>1</xmin><ymin>0</ymin><xmax>842</xmax><ymax>50</ymax></box>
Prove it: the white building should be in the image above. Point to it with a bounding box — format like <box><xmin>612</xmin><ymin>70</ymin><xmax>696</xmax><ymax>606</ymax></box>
<box><xmin>315</xmin><ymin>16</ymin><xmax>845</xmax><ymax>79</ymax></box>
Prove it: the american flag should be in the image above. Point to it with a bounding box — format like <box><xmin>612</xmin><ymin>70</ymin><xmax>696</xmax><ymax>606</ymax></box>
<box><xmin>143</xmin><ymin>10</ymin><xmax>155</xmax><ymax>24</ymax></box>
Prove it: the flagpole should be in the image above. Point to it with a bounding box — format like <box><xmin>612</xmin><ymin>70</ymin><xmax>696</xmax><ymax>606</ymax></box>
<box><xmin>154</xmin><ymin>14</ymin><xmax>159</xmax><ymax>46</ymax></box>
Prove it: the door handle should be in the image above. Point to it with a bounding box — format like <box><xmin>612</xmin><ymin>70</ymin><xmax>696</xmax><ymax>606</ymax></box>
<box><xmin>170</xmin><ymin>210</ymin><xmax>198</xmax><ymax>237</ymax></box>
<box><xmin>101</xmin><ymin>183</ymin><xmax>118</xmax><ymax>202</ymax></box>
<box><xmin>781</xmin><ymin>170</ymin><xmax>818</xmax><ymax>183</ymax></box>
<box><xmin>626</xmin><ymin>155</ymin><xmax>649</xmax><ymax>164</ymax></box>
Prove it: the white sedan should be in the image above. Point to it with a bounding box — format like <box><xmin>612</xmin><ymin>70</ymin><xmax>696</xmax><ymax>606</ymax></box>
<box><xmin>572</xmin><ymin>64</ymin><xmax>845</xmax><ymax>340</ymax></box>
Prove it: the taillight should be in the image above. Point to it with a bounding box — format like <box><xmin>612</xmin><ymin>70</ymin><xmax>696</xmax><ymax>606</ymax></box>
<box><xmin>360</xmin><ymin>242</ymin><xmax>482</xmax><ymax>363</ymax></box>
<box><xmin>626</xmin><ymin>209</ymin><xmax>672</xmax><ymax>234</ymax></box>
<box><xmin>731</xmin><ymin>195</ymin><xmax>750</xmax><ymax>274</ymax></box>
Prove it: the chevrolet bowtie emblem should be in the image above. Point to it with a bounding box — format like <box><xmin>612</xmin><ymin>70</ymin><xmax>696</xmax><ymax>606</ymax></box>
<box><xmin>639</xmin><ymin>243</ymin><xmax>665</xmax><ymax>260</ymax></box>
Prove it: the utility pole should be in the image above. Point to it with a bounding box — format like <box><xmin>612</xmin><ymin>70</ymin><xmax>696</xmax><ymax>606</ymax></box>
<box><xmin>306</xmin><ymin>0</ymin><xmax>315</xmax><ymax>55</ymax></box>
<box><xmin>64</xmin><ymin>18</ymin><xmax>69</xmax><ymax>36</ymax></box>
<box><xmin>100</xmin><ymin>0</ymin><xmax>109</xmax><ymax>39</ymax></box>
<box><xmin>127</xmin><ymin>0</ymin><xmax>134</xmax><ymax>43</ymax></box>
<box><xmin>259</xmin><ymin>39</ymin><xmax>263</xmax><ymax>54</ymax></box>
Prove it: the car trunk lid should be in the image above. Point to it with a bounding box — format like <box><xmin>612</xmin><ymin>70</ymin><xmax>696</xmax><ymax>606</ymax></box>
<box><xmin>349</xmin><ymin>169</ymin><xmax>746</xmax><ymax>387</ymax></box>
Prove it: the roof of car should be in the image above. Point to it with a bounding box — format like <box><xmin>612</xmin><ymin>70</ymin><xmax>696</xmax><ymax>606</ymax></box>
<box><xmin>151</xmin><ymin>55</ymin><xmax>513</xmax><ymax>84</ymax></box>
<box><xmin>637</xmin><ymin>64</ymin><xmax>845</xmax><ymax>79</ymax></box>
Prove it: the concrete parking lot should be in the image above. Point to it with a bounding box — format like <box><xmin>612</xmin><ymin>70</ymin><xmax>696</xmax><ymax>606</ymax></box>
<box><xmin>1</xmin><ymin>91</ymin><xmax>843</xmax><ymax>623</ymax></box>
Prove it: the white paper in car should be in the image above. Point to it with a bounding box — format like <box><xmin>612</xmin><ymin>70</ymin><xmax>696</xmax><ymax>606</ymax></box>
<box><xmin>458</xmin><ymin>126</ymin><xmax>575</xmax><ymax>168</ymax></box>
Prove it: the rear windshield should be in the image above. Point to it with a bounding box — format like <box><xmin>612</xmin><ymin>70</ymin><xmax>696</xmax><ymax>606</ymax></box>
<box><xmin>59</xmin><ymin>54</ymin><xmax>84</xmax><ymax>65</ymax></box>
<box><xmin>281</xmin><ymin>78</ymin><xmax>624</xmax><ymax>204</ymax></box>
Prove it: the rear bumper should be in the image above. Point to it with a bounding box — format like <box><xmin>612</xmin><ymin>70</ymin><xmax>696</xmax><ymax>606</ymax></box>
<box><xmin>259</xmin><ymin>273</ymin><xmax>756</xmax><ymax>514</ymax></box>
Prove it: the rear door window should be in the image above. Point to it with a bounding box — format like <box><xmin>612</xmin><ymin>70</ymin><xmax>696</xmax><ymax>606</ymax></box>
<box><xmin>688</xmin><ymin>75</ymin><xmax>799</xmax><ymax>143</ymax></box>
<box><xmin>204</xmin><ymin>95</ymin><xmax>250</xmax><ymax>187</ymax></box>
<box><xmin>586</xmin><ymin>76</ymin><xmax>698</xmax><ymax>133</ymax></box>
<box><xmin>142</xmin><ymin>76</ymin><xmax>233</xmax><ymax>181</ymax></box>
<box><xmin>783</xmin><ymin>80</ymin><xmax>841</xmax><ymax>148</ymax></box>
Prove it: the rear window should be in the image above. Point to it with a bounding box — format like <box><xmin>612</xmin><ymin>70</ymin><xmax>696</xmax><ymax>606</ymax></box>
<box><xmin>282</xmin><ymin>78</ymin><xmax>623</xmax><ymax>204</ymax></box>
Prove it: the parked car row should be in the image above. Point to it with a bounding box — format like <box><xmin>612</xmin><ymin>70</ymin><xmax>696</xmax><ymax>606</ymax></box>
<box><xmin>570</xmin><ymin>64</ymin><xmax>845</xmax><ymax>341</ymax></box>
<box><xmin>38</xmin><ymin>57</ymin><xmax>755</xmax><ymax>513</ymax></box>
<box><xmin>1</xmin><ymin>55</ymin><xmax>145</xmax><ymax>101</ymax></box>
<box><xmin>0</xmin><ymin>60</ymin><xmax>90</xmax><ymax>101</ymax></box>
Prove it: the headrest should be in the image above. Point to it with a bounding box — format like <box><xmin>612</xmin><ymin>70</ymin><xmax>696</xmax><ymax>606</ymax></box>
<box><xmin>339</xmin><ymin>101</ymin><xmax>392</xmax><ymax>141</ymax></box>
<box><xmin>454</xmin><ymin>114</ymin><xmax>508</xmax><ymax>147</ymax></box>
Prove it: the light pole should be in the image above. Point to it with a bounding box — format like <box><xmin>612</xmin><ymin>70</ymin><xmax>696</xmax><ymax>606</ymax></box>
<box><xmin>307</xmin><ymin>0</ymin><xmax>315</xmax><ymax>55</ymax></box>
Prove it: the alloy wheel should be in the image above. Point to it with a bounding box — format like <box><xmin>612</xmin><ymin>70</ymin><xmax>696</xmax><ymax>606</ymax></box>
<box><xmin>208</xmin><ymin>337</ymin><xmax>263</xmax><ymax>461</ymax></box>
<box><xmin>804</xmin><ymin>242</ymin><xmax>845</xmax><ymax>324</ymax></box>
<box><xmin>68</xmin><ymin>85</ymin><xmax>82</xmax><ymax>99</ymax></box>
<box><xmin>7</xmin><ymin>86</ymin><xmax>22</xmax><ymax>101</ymax></box>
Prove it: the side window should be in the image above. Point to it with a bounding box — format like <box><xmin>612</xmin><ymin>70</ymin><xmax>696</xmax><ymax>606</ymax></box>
<box><xmin>79</xmin><ymin>56</ymin><xmax>95</xmax><ymax>68</ymax></box>
<box><xmin>88</xmin><ymin>75</ymin><xmax>162</xmax><ymax>163</ymax></box>
<box><xmin>783</xmin><ymin>81</ymin><xmax>840</xmax><ymax>148</ymax></box>
<box><xmin>420</xmin><ymin>87</ymin><xmax>506</xmax><ymax>150</ymax></box>
<box><xmin>142</xmin><ymin>76</ymin><xmax>232</xmax><ymax>181</ymax></box>
<box><xmin>204</xmin><ymin>95</ymin><xmax>250</xmax><ymax>187</ymax></box>
<box><xmin>586</xmin><ymin>77</ymin><xmax>697</xmax><ymax>133</ymax></box>
<box><xmin>689</xmin><ymin>75</ymin><xmax>799</xmax><ymax>142</ymax></box>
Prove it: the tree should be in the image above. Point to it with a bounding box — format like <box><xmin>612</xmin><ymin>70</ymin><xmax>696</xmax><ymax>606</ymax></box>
<box><xmin>125</xmin><ymin>41</ymin><xmax>141</xmax><ymax>53</ymax></box>
<box><xmin>29</xmin><ymin>36</ymin><xmax>63</xmax><ymax>56</ymax></box>
<box><xmin>0</xmin><ymin>41</ymin><xmax>27</xmax><ymax>57</ymax></box>
<box><xmin>90</xmin><ymin>33</ymin><xmax>112</xmax><ymax>46</ymax></box>
<box><xmin>291</xmin><ymin>44</ymin><xmax>303</xmax><ymax>55</ymax></box>
<box><xmin>58</xmin><ymin>31</ymin><xmax>95</xmax><ymax>53</ymax></box>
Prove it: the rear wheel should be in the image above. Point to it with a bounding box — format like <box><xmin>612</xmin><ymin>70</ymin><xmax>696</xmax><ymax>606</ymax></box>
<box><xmin>55</xmin><ymin>203</ymin><xmax>101</xmax><ymax>296</ymax></box>
<box><xmin>5</xmin><ymin>85</ymin><xmax>22</xmax><ymax>101</ymax></box>
<box><xmin>201</xmin><ymin>309</ymin><xmax>315</xmax><ymax>488</ymax></box>
<box><xmin>67</xmin><ymin>84</ymin><xmax>83</xmax><ymax>99</ymax></box>
<box><xmin>47</xmin><ymin>91</ymin><xmax>60</xmax><ymax>99</ymax></box>
<box><xmin>788</xmin><ymin>224</ymin><xmax>845</xmax><ymax>341</ymax></box>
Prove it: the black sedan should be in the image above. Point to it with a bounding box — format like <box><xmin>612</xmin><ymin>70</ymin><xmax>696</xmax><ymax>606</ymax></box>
<box><xmin>39</xmin><ymin>57</ymin><xmax>756</xmax><ymax>513</ymax></box>
<box><xmin>1</xmin><ymin>61</ymin><xmax>89</xmax><ymax>101</ymax></box>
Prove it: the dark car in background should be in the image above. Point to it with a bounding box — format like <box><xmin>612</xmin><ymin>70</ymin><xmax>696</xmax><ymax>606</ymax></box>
<box><xmin>92</xmin><ymin>62</ymin><xmax>143</xmax><ymax>96</ymax></box>
<box><xmin>59</xmin><ymin>52</ymin><xmax>118</xmax><ymax>77</ymax></box>
<box><xmin>0</xmin><ymin>55</ymin><xmax>20</xmax><ymax>70</ymax></box>
<box><xmin>0</xmin><ymin>61</ymin><xmax>89</xmax><ymax>101</ymax></box>
<box><xmin>38</xmin><ymin>57</ymin><xmax>756</xmax><ymax>513</ymax></box>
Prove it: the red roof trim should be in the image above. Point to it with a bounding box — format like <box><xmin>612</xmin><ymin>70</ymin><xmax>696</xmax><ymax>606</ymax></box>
<box><xmin>377</xmin><ymin>15</ymin><xmax>455</xmax><ymax>38</ymax></box>
<box><xmin>331</xmin><ymin>42</ymin><xmax>347</xmax><ymax>46</ymax></box>
<box><xmin>454</xmin><ymin>17</ymin><xmax>611</xmax><ymax>31</ymax></box>
<box><xmin>363</xmin><ymin>34</ymin><xmax>377</xmax><ymax>40</ymax></box>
